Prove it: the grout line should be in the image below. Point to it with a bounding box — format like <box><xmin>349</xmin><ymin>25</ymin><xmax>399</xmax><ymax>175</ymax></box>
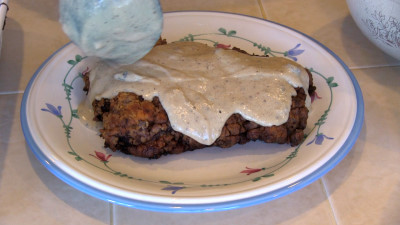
<box><xmin>109</xmin><ymin>202</ymin><xmax>115</xmax><ymax>225</ymax></box>
<box><xmin>257</xmin><ymin>0</ymin><xmax>267</xmax><ymax>19</ymax></box>
<box><xmin>320</xmin><ymin>178</ymin><xmax>340</xmax><ymax>225</ymax></box>
<box><xmin>0</xmin><ymin>90</ymin><xmax>24</xmax><ymax>95</ymax></box>
<box><xmin>349</xmin><ymin>63</ymin><xmax>400</xmax><ymax>70</ymax></box>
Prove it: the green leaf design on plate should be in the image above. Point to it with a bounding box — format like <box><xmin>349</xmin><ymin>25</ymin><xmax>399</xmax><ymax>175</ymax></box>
<box><xmin>41</xmin><ymin>27</ymin><xmax>339</xmax><ymax>195</ymax></box>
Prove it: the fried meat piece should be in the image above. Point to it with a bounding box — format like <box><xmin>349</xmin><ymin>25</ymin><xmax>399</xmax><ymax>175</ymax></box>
<box><xmin>84</xmin><ymin>40</ymin><xmax>316</xmax><ymax>159</ymax></box>
<box><xmin>92</xmin><ymin>86</ymin><xmax>309</xmax><ymax>159</ymax></box>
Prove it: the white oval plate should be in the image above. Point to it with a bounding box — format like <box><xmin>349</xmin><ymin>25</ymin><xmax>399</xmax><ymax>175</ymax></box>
<box><xmin>21</xmin><ymin>12</ymin><xmax>364</xmax><ymax>212</ymax></box>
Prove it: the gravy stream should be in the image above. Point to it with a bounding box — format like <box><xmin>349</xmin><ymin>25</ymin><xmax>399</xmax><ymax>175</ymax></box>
<box><xmin>83</xmin><ymin>42</ymin><xmax>311</xmax><ymax>145</ymax></box>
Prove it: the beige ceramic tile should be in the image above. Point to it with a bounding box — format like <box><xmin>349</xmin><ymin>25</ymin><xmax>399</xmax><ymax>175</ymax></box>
<box><xmin>160</xmin><ymin>0</ymin><xmax>263</xmax><ymax>17</ymax></box>
<box><xmin>322</xmin><ymin>66</ymin><xmax>400</xmax><ymax>225</ymax></box>
<box><xmin>0</xmin><ymin>0</ymin><xmax>70</xmax><ymax>93</ymax></box>
<box><xmin>260</xmin><ymin>0</ymin><xmax>400</xmax><ymax>68</ymax></box>
<box><xmin>114</xmin><ymin>180</ymin><xmax>336</xmax><ymax>225</ymax></box>
<box><xmin>0</xmin><ymin>94</ymin><xmax>109</xmax><ymax>225</ymax></box>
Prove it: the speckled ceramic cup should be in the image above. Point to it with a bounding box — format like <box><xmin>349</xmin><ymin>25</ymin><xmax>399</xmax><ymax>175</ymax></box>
<box><xmin>347</xmin><ymin>0</ymin><xmax>400</xmax><ymax>60</ymax></box>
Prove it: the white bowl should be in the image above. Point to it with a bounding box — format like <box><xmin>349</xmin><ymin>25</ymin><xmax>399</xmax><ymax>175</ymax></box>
<box><xmin>347</xmin><ymin>0</ymin><xmax>400</xmax><ymax>60</ymax></box>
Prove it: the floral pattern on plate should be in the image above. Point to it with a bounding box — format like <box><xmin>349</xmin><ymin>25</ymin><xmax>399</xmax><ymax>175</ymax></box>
<box><xmin>40</xmin><ymin>27</ymin><xmax>338</xmax><ymax>194</ymax></box>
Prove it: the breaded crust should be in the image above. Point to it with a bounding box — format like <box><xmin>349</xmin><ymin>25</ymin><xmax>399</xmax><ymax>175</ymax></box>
<box><xmin>83</xmin><ymin>40</ymin><xmax>316</xmax><ymax>159</ymax></box>
<box><xmin>91</xmin><ymin>86</ymin><xmax>310</xmax><ymax>159</ymax></box>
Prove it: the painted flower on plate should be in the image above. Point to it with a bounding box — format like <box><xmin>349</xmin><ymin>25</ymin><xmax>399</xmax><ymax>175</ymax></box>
<box><xmin>240</xmin><ymin>167</ymin><xmax>263</xmax><ymax>175</ymax></box>
<box><xmin>41</xmin><ymin>103</ymin><xmax>62</xmax><ymax>117</ymax></box>
<box><xmin>307</xmin><ymin>133</ymin><xmax>334</xmax><ymax>145</ymax></box>
<box><xmin>90</xmin><ymin>151</ymin><xmax>112</xmax><ymax>162</ymax></box>
<box><xmin>81</xmin><ymin>67</ymin><xmax>91</xmax><ymax>76</ymax></box>
<box><xmin>162</xmin><ymin>185</ymin><xmax>185</xmax><ymax>194</ymax></box>
<box><xmin>215</xmin><ymin>43</ymin><xmax>231</xmax><ymax>49</ymax></box>
<box><xmin>285</xmin><ymin>43</ymin><xmax>304</xmax><ymax>61</ymax></box>
<box><xmin>311</xmin><ymin>91</ymin><xmax>322</xmax><ymax>103</ymax></box>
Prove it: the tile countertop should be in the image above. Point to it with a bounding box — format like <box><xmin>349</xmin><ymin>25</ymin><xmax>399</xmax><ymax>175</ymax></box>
<box><xmin>0</xmin><ymin>0</ymin><xmax>399</xmax><ymax>224</ymax></box>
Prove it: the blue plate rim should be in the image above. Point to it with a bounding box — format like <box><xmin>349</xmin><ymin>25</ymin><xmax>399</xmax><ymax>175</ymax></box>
<box><xmin>20</xmin><ymin>11</ymin><xmax>364</xmax><ymax>213</ymax></box>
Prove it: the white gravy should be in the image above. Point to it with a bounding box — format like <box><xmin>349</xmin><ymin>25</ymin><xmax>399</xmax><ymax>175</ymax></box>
<box><xmin>84</xmin><ymin>42</ymin><xmax>311</xmax><ymax>145</ymax></box>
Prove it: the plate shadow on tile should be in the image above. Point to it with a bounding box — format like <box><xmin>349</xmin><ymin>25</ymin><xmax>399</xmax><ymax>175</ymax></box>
<box><xmin>11</xmin><ymin>0</ymin><xmax>60</xmax><ymax>21</ymax></box>
<box><xmin>25</xmin><ymin>142</ymin><xmax>110</xmax><ymax>223</ymax></box>
<box><xmin>114</xmin><ymin>181</ymin><xmax>335</xmax><ymax>225</ymax></box>
<box><xmin>0</xmin><ymin>18</ymin><xmax>24</xmax><ymax>92</ymax></box>
<box><xmin>0</xmin><ymin>95</ymin><xmax>21</xmax><ymax>185</ymax></box>
<box><xmin>0</xmin><ymin>18</ymin><xmax>24</xmax><ymax>182</ymax></box>
<box><xmin>321</xmin><ymin>124</ymin><xmax>366</xmax><ymax>194</ymax></box>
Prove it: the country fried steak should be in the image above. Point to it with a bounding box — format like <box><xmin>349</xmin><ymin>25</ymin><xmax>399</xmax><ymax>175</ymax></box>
<box><xmin>83</xmin><ymin>41</ymin><xmax>316</xmax><ymax>159</ymax></box>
